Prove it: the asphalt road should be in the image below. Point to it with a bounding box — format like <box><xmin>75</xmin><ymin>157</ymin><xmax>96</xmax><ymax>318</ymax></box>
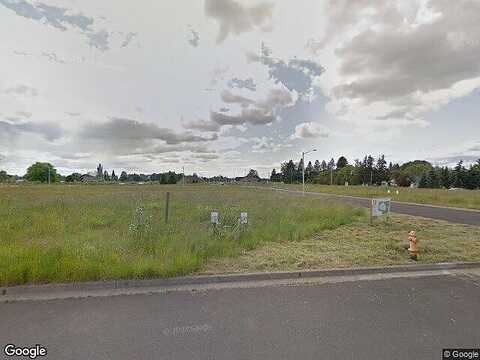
<box><xmin>1</xmin><ymin>273</ymin><xmax>479</xmax><ymax>360</ymax></box>
<box><xmin>269</xmin><ymin>187</ymin><xmax>480</xmax><ymax>226</ymax></box>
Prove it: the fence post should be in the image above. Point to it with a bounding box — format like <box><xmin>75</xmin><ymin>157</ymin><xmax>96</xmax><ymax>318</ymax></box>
<box><xmin>165</xmin><ymin>192</ymin><xmax>170</xmax><ymax>223</ymax></box>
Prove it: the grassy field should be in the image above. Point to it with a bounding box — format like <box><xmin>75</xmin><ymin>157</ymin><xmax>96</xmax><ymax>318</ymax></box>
<box><xmin>204</xmin><ymin>214</ymin><xmax>480</xmax><ymax>273</ymax></box>
<box><xmin>271</xmin><ymin>184</ymin><xmax>480</xmax><ymax>210</ymax></box>
<box><xmin>0</xmin><ymin>184</ymin><xmax>365</xmax><ymax>286</ymax></box>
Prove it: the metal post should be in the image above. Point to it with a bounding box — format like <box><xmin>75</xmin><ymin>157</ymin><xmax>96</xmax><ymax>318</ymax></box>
<box><xmin>302</xmin><ymin>152</ymin><xmax>305</xmax><ymax>195</ymax></box>
<box><xmin>165</xmin><ymin>192</ymin><xmax>170</xmax><ymax>223</ymax></box>
<box><xmin>370</xmin><ymin>199</ymin><xmax>373</xmax><ymax>225</ymax></box>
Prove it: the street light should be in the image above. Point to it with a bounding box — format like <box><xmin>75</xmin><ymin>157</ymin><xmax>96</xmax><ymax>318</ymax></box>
<box><xmin>302</xmin><ymin>149</ymin><xmax>317</xmax><ymax>195</ymax></box>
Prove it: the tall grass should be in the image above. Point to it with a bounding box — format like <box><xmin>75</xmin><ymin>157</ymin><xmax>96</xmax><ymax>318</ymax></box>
<box><xmin>0</xmin><ymin>184</ymin><xmax>365</xmax><ymax>286</ymax></box>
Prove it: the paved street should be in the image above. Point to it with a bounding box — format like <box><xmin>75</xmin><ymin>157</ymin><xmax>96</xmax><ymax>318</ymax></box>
<box><xmin>269</xmin><ymin>187</ymin><xmax>480</xmax><ymax>226</ymax></box>
<box><xmin>1</xmin><ymin>271</ymin><xmax>479</xmax><ymax>360</ymax></box>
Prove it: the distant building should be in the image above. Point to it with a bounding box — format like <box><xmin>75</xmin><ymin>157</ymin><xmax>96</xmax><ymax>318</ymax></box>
<box><xmin>235</xmin><ymin>173</ymin><xmax>261</xmax><ymax>183</ymax></box>
<box><xmin>80</xmin><ymin>174</ymin><xmax>97</xmax><ymax>183</ymax></box>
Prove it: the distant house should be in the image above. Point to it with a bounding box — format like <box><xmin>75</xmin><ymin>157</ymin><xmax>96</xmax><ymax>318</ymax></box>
<box><xmin>80</xmin><ymin>174</ymin><xmax>97</xmax><ymax>183</ymax></box>
<box><xmin>235</xmin><ymin>173</ymin><xmax>261</xmax><ymax>183</ymax></box>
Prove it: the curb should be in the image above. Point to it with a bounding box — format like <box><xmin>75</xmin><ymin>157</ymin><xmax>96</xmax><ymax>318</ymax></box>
<box><xmin>2</xmin><ymin>262</ymin><xmax>479</xmax><ymax>298</ymax></box>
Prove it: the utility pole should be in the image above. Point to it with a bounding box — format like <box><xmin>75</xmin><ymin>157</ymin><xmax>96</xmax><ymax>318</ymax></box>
<box><xmin>48</xmin><ymin>166</ymin><xmax>51</xmax><ymax>185</ymax></box>
<box><xmin>302</xmin><ymin>149</ymin><xmax>317</xmax><ymax>195</ymax></box>
<box><xmin>330</xmin><ymin>167</ymin><xmax>333</xmax><ymax>185</ymax></box>
<box><xmin>182</xmin><ymin>166</ymin><xmax>185</xmax><ymax>186</ymax></box>
<box><xmin>302</xmin><ymin>152</ymin><xmax>305</xmax><ymax>195</ymax></box>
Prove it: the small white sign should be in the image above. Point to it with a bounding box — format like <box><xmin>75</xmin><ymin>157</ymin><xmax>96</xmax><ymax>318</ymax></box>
<box><xmin>240</xmin><ymin>212</ymin><xmax>248</xmax><ymax>224</ymax></box>
<box><xmin>371</xmin><ymin>198</ymin><xmax>391</xmax><ymax>217</ymax></box>
<box><xmin>211</xmin><ymin>211</ymin><xmax>219</xmax><ymax>224</ymax></box>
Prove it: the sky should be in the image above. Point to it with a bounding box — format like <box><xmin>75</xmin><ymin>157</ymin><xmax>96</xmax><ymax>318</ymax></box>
<box><xmin>1</xmin><ymin>0</ymin><xmax>480</xmax><ymax>177</ymax></box>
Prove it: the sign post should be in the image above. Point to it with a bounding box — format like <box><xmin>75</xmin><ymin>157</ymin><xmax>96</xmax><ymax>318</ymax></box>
<box><xmin>211</xmin><ymin>211</ymin><xmax>219</xmax><ymax>235</ymax></box>
<box><xmin>239</xmin><ymin>212</ymin><xmax>248</xmax><ymax>232</ymax></box>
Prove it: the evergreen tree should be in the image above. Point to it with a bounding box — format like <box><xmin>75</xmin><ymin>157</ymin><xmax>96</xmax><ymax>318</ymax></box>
<box><xmin>320</xmin><ymin>160</ymin><xmax>327</xmax><ymax>171</ymax></box>
<box><xmin>0</xmin><ymin>170</ymin><xmax>8</xmax><ymax>182</ymax></box>
<box><xmin>296</xmin><ymin>158</ymin><xmax>304</xmax><ymax>182</ymax></box>
<box><xmin>465</xmin><ymin>161</ymin><xmax>480</xmax><ymax>189</ymax></box>
<box><xmin>440</xmin><ymin>167</ymin><xmax>452</xmax><ymax>188</ymax></box>
<box><xmin>103</xmin><ymin>170</ymin><xmax>110</xmax><ymax>182</ymax></box>
<box><xmin>336</xmin><ymin>156</ymin><xmax>348</xmax><ymax>169</ymax></box>
<box><xmin>428</xmin><ymin>168</ymin><xmax>440</xmax><ymax>188</ymax></box>
<box><xmin>313</xmin><ymin>160</ymin><xmax>321</xmax><ymax>175</ymax></box>
<box><xmin>375</xmin><ymin>155</ymin><xmax>388</xmax><ymax>184</ymax></box>
<box><xmin>305</xmin><ymin>161</ymin><xmax>314</xmax><ymax>181</ymax></box>
<box><xmin>281</xmin><ymin>160</ymin><xmax>296</xmax><ymax>184</ymax></box>
<box><xmin>167</xmin><ymin>171</ymin><xmax>177</xmax><ymax>184</ymax></box>
<box><xmin>453</xmin><ymin>161</ymin><xmax>466</xmax><ymax>188</ymax></box>
<box><xmin>119</xmin><ymin>171</ymin><xmax>128</xmax><ymax>182</ymax></box>
<box><xmin>111</xmin><ymin>170</ymin><xmax>118</xmax><ymax>181</ymax></box>
<box><xmin>327</xmin><ymin>158</ymin><xmax>335</xmax><ymax>170</ymax></box>
<box><xmin>270</xmin><ymin>168</ymin><xmax>277</xmax><ymax>182</ymax></box>
<box><xmin>96</xmin><ymin>163</ymin><xmax>103</xmax><ymax>180</ymax></box>
<box><xmin>419</xmin><ymin>173</ymin><xmax>429</xmax><ymax>188</ymax></box>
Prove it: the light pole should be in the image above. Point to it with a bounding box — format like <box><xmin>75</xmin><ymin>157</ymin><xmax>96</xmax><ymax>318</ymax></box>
<box><xmin>302</xmin><ymin>149</ymin><xmax>317</xmax><ymax>195</ymax></box>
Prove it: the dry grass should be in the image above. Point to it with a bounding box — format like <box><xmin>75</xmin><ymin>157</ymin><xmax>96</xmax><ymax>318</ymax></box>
<box><xmin>202</xmin><ymin>214</ymin><xmax>480</xmax><ymax>273</ymax></box>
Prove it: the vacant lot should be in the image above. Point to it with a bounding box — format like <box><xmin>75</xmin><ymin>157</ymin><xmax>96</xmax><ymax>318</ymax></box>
<box><xmin>272</xmin><ymin>184</ymin><xmax>480</xmax><ymax>210</ymax></box>
<box><xmin>1</xmin><ymin>184</ymin><xmax>479</xmax><ymax>287</ymax></box>
<box><xmin>0</xmin><ymin>184</ymin><xmax>364</xmax><ymax>286</ymax></box>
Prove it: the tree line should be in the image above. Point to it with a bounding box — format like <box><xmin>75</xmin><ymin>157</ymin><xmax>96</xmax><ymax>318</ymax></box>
<box><xmin>2</xmin><ymin>158</ymin><xmax>480</xmax><ymax>189</ymax></box>
<box><xmin>271</xmin><ymin>155</ymin><xmax>480</xmax><ymax>189</ymax></box>
<box><xmin>0</xmin><ymin>162</ymin><xmax>185</xmax><ymax>185</ymax></box>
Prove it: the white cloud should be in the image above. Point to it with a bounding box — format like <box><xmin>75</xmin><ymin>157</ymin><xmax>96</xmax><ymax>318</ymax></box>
<box><xmin>318</xmin><ymin>0</ymin><xmax>480</xmax><ymax>128</ymax></box>
<box><xmin>291</xmin><ymin>122</ymin><xmax>329</xmax><ymax>140</ymax></box>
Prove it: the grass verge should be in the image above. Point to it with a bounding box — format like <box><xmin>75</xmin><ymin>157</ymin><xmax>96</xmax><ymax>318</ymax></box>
<box><xmin>203</xmin><ymin>214</ymin><xmax>480</xmax><ymax>273</ymax></box>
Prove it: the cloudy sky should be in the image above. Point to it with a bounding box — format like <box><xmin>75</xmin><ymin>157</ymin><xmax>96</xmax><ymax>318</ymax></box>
<box><xmin>1</xmin><ymin>0</ymin><xmax>480</xmax><ymax>177</ymax></box>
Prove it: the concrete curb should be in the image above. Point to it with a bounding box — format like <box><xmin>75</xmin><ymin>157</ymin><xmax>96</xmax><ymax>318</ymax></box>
<box><xmin>2</xmin><ymin>262</ymin><xmax>479</xmax><ymax>298</ymax></box>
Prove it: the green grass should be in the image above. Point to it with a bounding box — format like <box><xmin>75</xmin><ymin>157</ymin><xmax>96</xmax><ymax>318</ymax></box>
<box><xmin>271</xmin><ymin>184</ymin><xmax>480</xmax><ymax>210</ymax></box>
<box><xmin>0</xmin><ymin>184</ymin><xmax>365</xmax><ymax>286</ymax></box>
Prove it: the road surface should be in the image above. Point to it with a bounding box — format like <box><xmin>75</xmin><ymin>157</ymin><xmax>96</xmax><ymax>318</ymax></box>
<box><xmin>1</xmin><ymin>271</ymin><xmax>479</xmax><ymax>360</ymax></box>
<box><xmin>268</xmin><ymin>187</ymin><xmax>480</xmax><ymax>226</ymax></box>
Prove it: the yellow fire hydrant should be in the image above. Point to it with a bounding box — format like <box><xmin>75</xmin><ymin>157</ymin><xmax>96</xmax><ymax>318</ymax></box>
<box><xmin>408</xmin><ymin>231</ymin><xmax>419</xmax><ymax>261</ymax></box>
